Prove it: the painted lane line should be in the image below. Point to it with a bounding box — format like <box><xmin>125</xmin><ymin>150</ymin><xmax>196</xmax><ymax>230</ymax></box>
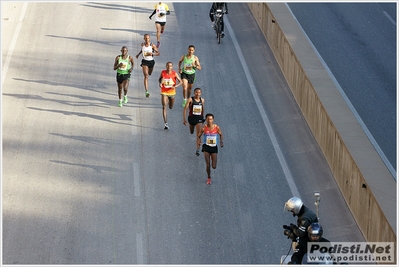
<box><xmin>383</xmin><ymin>11</ymin><xmax>396</xmax><ymax>26</ymax></box>
<box><xmin>136</xmin><ymin>233</ymin><xmax>144</xmax><ymax>264</ymax></box>
<box><xmin>133</xmin><ymin>162</ymin><xmax>140</xmax><ymax>197</ymax></box>
<box><xmin>225</xmin><ymin>16</ymin><xmax>301</xmax><ymax>198</ymax></box>
<box><xmin>2</xmin><ymin>3</ymin><xmax>28</xmax><ymax>87</ymax></box>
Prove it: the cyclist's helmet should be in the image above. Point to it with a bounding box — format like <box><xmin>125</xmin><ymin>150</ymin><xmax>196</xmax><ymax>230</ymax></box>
<box><xmin>283</xmin><ymin>197</ymin><xmax>303</xmax><ymax>215</ymax></box>
<box><xmin>308</xmin><ymin>222</ymin><xmax>323</xmax><ymax>241</ymax></box>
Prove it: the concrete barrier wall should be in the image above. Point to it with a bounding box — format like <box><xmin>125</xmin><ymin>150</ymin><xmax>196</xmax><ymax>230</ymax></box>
<box><xmin>247</xmin><ymin>2</ymin><xmax>396</xmax><ymax>248</ymax></box>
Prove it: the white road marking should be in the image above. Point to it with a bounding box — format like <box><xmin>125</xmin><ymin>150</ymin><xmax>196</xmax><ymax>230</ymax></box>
<box><xmin>225</xmin><ymin>16</ymin><xmax>301</xmax><ymax>198</ymax></box>
<box><xmin>383</xmin><ymin>11</ymin><xmax>396</xmax><ymax>26</ymax></box>
<box><xmin>136</xmin><ymin>233</ymin><xmax>144</xmax><ymax>264</ymax></box>
<box><xmin>133</xmin><ymin>162</ymin><xmax>140</xmax><ymax>197</ymax></box>
<box><xmin>2</xmin><ymin>2</ymin><xmax>28</xmax><ymax>87</ymax></box>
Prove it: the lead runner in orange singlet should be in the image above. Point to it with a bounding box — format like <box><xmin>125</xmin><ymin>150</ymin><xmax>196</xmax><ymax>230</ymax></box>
<box><xmin>197</xmin><ymin>113</ymin><xmax>224</xmax><ymax>185</ymax></box>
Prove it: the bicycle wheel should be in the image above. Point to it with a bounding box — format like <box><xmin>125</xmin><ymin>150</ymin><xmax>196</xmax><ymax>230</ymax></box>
<box><xmin>217</xmin><ymin>22</ymin><xmax>221</xmax><ymax>44</ymax></box>
<box><xmin>214</xmin><ymin>19</ymin><xmax>219</xmax><ymax>38</ymax></box>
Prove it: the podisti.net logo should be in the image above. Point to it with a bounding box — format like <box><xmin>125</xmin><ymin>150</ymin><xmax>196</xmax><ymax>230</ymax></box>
<box><xmin>307</xmin><ymin>242</ymin><xmax>395</xmax><ymax>264</ymax></box>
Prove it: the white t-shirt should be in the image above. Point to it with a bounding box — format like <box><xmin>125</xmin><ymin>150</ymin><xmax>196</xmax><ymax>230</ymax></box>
<box><xmin>154</xmin><ymin>3</ymin><xmax>169</xmax><ymax>23</ymax></box>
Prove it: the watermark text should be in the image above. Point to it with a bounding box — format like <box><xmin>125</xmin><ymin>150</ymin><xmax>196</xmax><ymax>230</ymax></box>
<box><xmin>307</xmin><ymin>242</ymin><xmax>395</xmax><ymax>263</ymax></box>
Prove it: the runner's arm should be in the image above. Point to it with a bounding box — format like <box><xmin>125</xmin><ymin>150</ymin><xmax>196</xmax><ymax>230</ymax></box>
<box><xmin>175</xmin><ymin>72</ymin><xmax>182</xmax><ymax>88</ymax></box>
<box><xmin>114</xmin><ymin>56</ymin><xmax>120</xmax><ymax>70</ymax></box>
<box><xmin>218</xmin><ymin>126</ymin><xmax>224</xmax><ymax>147</ymax></box>
<box><xmin>194</xmin><ymin>56</ymin><xmax>202</xmax><ymax>70</ymax></box>
<box><xmin>166</xmin><ymin>4</ymin><xmax>170</xmax><ymax>15</ymax></box>
<box><xmin>201</xmin><ymin>99</ymin><xmax>205</xmax><ymax>121</ymax></box>
<box><xmin>197</xmin><ymin>127</ymin><xmax>204</xmax><ymax>144</ymax></box>
<box><xmin>136</xmin><ymin>47</ymin><xmax>142</xmax><ymax>59</ymax></box>
<box><xmin>158</xmin><ymin>73</ymin><xmax>163</xmax><ymax>87</ymax></box>
<box><xmin>183</xmin><ymin>98</ymin><xmax>192</xmax><ymax>124</ymax></box>
<box><xmin>129</xmin><ymin>56</ymin><xmax>134</xmax><ymax>72</ymax></box>
<box><xmin>178</xmin><ymin>55</ymin><xmax>184</xmax><ymax>73</ymax></box>
<box><xmin>152</xmin><ymin>44</ymin><xmax>160</xmax><ymax>56</ymax></box>
<box><xmin>149</xmin><ymin>9</ymin><xmax>156</xmax><ymax>19</ymax></box>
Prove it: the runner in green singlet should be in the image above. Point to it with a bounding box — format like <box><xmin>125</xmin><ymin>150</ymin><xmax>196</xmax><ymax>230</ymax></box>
<box><xmin>114</xmin><ymin>46</ymin><xmax>134</xmax><ymax>107</ymax></box>
<box><xmin>178</xmin><ymin>45</ymin><xmax>202</xmax><ymax>107</ymax></box>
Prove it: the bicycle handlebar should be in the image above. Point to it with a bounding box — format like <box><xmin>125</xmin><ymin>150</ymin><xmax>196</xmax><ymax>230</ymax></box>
<box><xmin>210</xmin><ymin>11</ymin><xmax>227</xmax><ymax>15</ymax></box>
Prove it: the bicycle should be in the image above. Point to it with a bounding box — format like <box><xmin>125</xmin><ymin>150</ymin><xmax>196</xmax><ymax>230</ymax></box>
<box><xmin>211</xmin><ymin>9</ymin><xmax>227</xmax><ymax>44</ymax></box>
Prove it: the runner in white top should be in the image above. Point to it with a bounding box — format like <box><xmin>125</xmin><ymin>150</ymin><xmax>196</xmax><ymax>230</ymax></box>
<box><xmin>149</xmin><ymin>2</ymin><xmax>170</xmax><ymax>48</ymax></box>
<box><xmin>136</xmin><ymin>33</ymin><xmax>159</xmax><ymax>97</ymax></box>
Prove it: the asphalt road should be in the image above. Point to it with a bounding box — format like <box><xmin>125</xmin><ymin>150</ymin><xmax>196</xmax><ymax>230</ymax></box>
<box><xmin>2</xmin><ymin>2</ymin><xmax>365</xmax><ymax>265</ymax></box>
<box><xmin>287</xmin><ymin>2</ymin><xmax>397</xmax><ymax>176</ymax></box>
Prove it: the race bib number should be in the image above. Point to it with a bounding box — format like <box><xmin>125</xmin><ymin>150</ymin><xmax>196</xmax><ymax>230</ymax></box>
<box><xmin>158</xmin><ymin>6</ymin><xmax>166</xmax><ymax>17</ymax></box>
<box><xmin>120</xmin><ymin>63</ymin><xmax>127</xmax><ymax>70</ymax></box>
<box><xmin>206</xmin><ymin>136</ymin><xmax>217</xmax><ymax>147</ymax></box>
<box><xmin>184</xmin><ymin>64</ymin><xmax>193</xmax><ymax>71</ymax></box>
<box><xmin>192</xmin><ymin>104</ymin><xmax>202</xmax><ymax>115</ymax></box>
<box><xmin>163</xmin><ymin>78</ymin><xmax>174</xmax><ymax>88</ymax></box>
<box><xmin>144</xmin><ymin>51</ymin><xmax>152</xmax><ymax>57</ymax></box>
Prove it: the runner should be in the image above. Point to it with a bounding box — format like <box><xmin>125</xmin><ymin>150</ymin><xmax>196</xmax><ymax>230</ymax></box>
<box><xmin>136</xmin><ymin>34</ymin><xmax>159</xmax><ymax>98</ymax></box>
<box><xmin>159</xmin><ymin>61</ymin><xmax>182</xmax><ymax>130</ymax></box>
<box><xmin>113</xmin><ymin>46</ymin><xmax>134</xmax><ymax>107</ymax></box>
<box><xmin>197</xmin><ymin>113</ymin><xmax>224</xmax><ymax>185</ymax></box>
<box><xmin>149</xmin><ymin>2</ymin><xmax>170</xmax><ymax>48</ymax></box>
<box><xmin>178</xmin><ymin>45</ymin><xmax>201</xmax><ymax>107</ymax></box>
<box><xmin>183</xmin><ymin>87</ymin><xmax>205</xmax><ymax>155</ymax></box>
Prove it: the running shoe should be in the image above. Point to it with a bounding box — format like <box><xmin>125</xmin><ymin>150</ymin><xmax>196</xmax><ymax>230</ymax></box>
<box><xmin>118</xmin><ymin>100</ymin><xmax>123</xmax><ymax>107</ymax></box>
<box><xmin>182</xmin><ymin>98</ymin><xmax>187</xmax><ymax>107</ymax></box>
<box><xmin>196</xmin><ymin>150</ymin><xmax>200</xmax><ymax>156</ymax></box>
<box><xmin>146</xmin><ymin>91</ymin><xmax>150</xmax><ymax>98</ymax></box>
<box><xmin>124</xmin><ymin>95</ymin><xmax>128</xmax><ymax>104</ymax></box>
<box><xmin>164</xmin><ymin>123</ymin><xmax>169</xmax><ymax>130</ymax></box>
<box><xmin>221</xmin><ymin>32</ymin><xmax>225</xmax><ymax>38</ymax></box>
<box><xmin>206</xmin><ymin>178</ymin><xmax>212</xmax><ymax>185</ymax></box>
<box><xmin>156</xmin><ymin>41</ymin><xmax>161</xmax><ymax>48</ymax></box>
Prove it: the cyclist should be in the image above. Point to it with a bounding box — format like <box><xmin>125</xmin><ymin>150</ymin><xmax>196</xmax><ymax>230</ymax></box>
<box><xmin>209</xmin><ymin>2</ymin><xmax>228</xmax><ymax>37</ymax></box>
